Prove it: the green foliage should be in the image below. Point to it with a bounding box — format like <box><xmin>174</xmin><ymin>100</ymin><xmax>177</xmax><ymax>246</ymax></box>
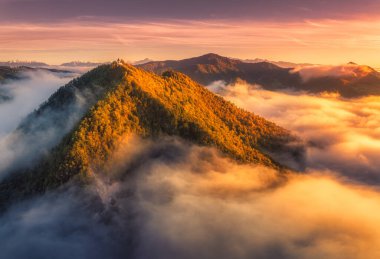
<box><xmin>0</xmin><ymin>61</ymin><xmax>302</xmax><ymax>208</ymax></box>
<box><xmin>46</xmin><ymin>62</ymin><xmax>297</xmax><ymax>181</ymax></box>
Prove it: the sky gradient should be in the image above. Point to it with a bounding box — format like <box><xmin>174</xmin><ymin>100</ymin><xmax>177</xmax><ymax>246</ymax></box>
<box><xmin>1</xmin><ymin>0</ymin><xmax>380</xmax><ymax>65</ymax></box>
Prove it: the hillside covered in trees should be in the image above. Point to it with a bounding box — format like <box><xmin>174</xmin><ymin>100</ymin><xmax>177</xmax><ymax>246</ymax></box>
<box><xmin>0</xmin><ymin>61</ymin><xmax>304</xmax><ymax>208</ymax></box>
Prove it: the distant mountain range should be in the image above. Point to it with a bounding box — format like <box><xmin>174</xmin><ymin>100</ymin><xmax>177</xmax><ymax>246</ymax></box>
<box><xmin>139</xmin><ymin>53</ymin><xmax>300</xmax><ymax>89</ymax></box>
<box><xmin>60</xmin><ymin>61</ymin><xmax>105</xmax><ymax>67</ymax></box>
<box><xmin>3</xmin><ymin>56</ymin><xmax>379</xmax><ymax>97</ymax></box>
<box><xmin>59</xmin><ymin>59</ymin><xmax>156</xmax><ymax>67</ymax></box>
<box><xmin>139</xmin><ymin>53</ymin><xmax>380</xmax><ymax>98</ymax></box>
<box><xmin>242</xmin><ymin>58</ymin><xmax>314</xmax><ymax>68</ymax></box>
<box><xmin>0</xmin><ymin>61</ymin><xmax>49</xmax><ymax>67</ymax></box>
<box><xmin>133</xmin><ymin>58</ymin><xmax>154</xmax><ymax>65</ymax></box>
<box><xmin>0</xmin><ymin>59</ymin><xmax>155</xmax><ymax>68</ymax></box>
<box><xmin>0</xmin><ymin>66</ymin><xmax>72</xmax><ymax>81</ymax></box>
<box><xmin>0</xmin><ymin>61</ymin><xmax>304</xmax><ymax>209</ymax></box>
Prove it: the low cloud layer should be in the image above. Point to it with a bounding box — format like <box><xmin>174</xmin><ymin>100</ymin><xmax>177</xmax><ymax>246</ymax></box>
<box><xmin>292</xmin><ymin>64</ymin><xmax>376</xmax><ymax>81</ymax></box>
<box><xmin>208</xmin><ymin>81</ymin><xmax>380</xmax><ymax>183</ymax></box>
<box><xmin>0</xmin><ymin>70</ymin><xmax>72</xmax><ymax>136</ymax></box>
<box><xmin>1</xmin><ymin>137</ymin><xmax>380</xmax><ymax>258</ymax></box>
<box><xmin>1</xmin><ymin>74</ymin><xmax>380</xmax><ymax>258</ymax></box>
<box><xmin>0</xmin><ymin>71</ymin><xmax>78</xmax><ymax>176</ymax></box>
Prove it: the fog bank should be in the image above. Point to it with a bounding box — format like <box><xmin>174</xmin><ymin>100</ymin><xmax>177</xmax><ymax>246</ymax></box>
<box><xmin>1</xmin><ymin>137</ymin><xmax>380</xmax><ymax>259</ymax></box>
<box><xmin>207</xmin><ymin>81</ymin><xmax>380</xmax><ymax>183</ymax></box>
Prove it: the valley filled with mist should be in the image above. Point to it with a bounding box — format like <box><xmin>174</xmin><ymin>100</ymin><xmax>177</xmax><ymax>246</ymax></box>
<box><xmin>3</xmin><ymin>0</ymin><xmax>380</xmax><ymax>257</ymax></box>
<box><xmin>0</xmin><ymin>56</ymin><xmax>379</xmax><ymax>259</ymax></box>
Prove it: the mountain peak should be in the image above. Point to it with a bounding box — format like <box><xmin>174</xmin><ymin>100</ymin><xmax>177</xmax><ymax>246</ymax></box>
<box><xmin>194</xmin><ymin>53</ymin><xmax>238</xmax><ymax>63</ymax></box>
<box><xmin>138</xmin><ymin>54</ymin><xmax>380</xmax><ymax>97</ymax></box>
<box><xmin>200</xmin><ymin>53</ymin><xmax>224</xmax><ymax>59</ymax></box>
<box><xmin>0</xmin><ymin>63</ymin><xmax>304</xmax><ymax>208</ymax></box>
<box><xmin>138</xmin><ymin>53</ymin><xmax>292</xmax><ymax>86</ymax></box>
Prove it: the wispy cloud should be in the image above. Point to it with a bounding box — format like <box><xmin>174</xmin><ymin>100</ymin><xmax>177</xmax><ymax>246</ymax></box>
<box><xmin>1</xmin><ymin>18</ymin><xmax>380</xmax><ymax>66</ymax></box>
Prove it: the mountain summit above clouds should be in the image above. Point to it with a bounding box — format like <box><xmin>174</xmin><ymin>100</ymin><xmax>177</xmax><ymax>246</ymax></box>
<box><xmin>0</xmin><ymin>61</ymin><xmax>304</xmax><ymax>210</ymax></box>
<box><xmin>139</xmin><ymin>53</ymin><xmax>380</xmax><ymax>97</ymax></box>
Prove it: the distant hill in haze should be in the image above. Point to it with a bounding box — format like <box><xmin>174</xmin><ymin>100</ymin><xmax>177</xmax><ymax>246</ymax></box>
<box><xmin>60</xmin><ymin>61</ymin><xmax>105</xmax><ymax>67</ymax></box>
<box><xmin>133</xmin><ymin>58</ymin><xmax>154</xmax><ymax>65</ymax></box>
<box><xmin>0</xmin><ymin>61</ymin><xmax>49</xmax><ymax>67</ymax></box>
<box><xmin>0</xmin><ymin>66</ymin><xmax>29</xmax><ymax>101</ymax></box>
<box><xmin>0</xmin><ymin>66</ymin><xmax>73</xmax><ymax>82</ymax></box>
<box><xmin>0</xmin><ymin>61</ymin><xmax>304</xmax><ymax>209</ymax></box>
<box><xmin>139</xmin><ymin>53</ymin><xmax>380</xmax><ymax>98</ymax></box>
<box><xmin>242</xmin><ymin>58</ymin><xmax>315</xmax><ymax>68</ymax></box>
<box><xmin>139</xmin><ymin>53</ymin><xmax>301</xmax><ymax>90</ymax></box>
<box><xmin>0</xmin><ymin>66</ymin><xmax>28</xmax><ymax>82</ymax></box>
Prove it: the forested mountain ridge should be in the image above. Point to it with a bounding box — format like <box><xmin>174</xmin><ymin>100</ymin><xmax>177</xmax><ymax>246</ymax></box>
<box><xmin>0</xmin><ymin>61</ymin><xmax>304</xmax><ymax>209</ymax></box>
<box><xmin>138</xmin><ymin>53</ymin><xmax>299</xmax><ymax>89</ymax></box>
<box><xmin>139</xmin><ymin>53</ymin><xmax>380</xmax><ymax>97</ymax></box>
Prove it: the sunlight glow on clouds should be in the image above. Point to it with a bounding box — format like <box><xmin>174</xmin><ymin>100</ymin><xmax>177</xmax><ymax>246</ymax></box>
<box><xmin>2</xmin><ymin>18</ymin><xmax>380</xmax><ymax>65</ymax></box>
<box><xmin>208</xmin><ymin>81</ymin><xmax>380</xmax><ymax>183</ymax></box>
<box><xmin>3</xmin><ymin>137</ymin><xmax>380</xmax><ymax>259</ymax></box>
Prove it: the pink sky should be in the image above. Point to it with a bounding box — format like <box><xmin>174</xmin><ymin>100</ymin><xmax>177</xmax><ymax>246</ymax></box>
<box><xmin>1</xmin><ymin>18</ymin><xmax>380</xmax><ymax>65</ymax></box>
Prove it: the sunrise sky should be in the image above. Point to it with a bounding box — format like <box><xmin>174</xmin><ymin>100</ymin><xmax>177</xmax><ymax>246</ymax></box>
<box><xmin>1</xmin><ymin>0</ymin><xmax>380</xmax><ymax>65</ymax></box>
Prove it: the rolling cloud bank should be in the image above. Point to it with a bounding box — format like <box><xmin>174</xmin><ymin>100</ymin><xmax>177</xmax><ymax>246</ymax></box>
<box><xmin>292</xmin><ymin>64</ymin><xmax>377</xmax><ymax>81</ymax></box>
<box><xmin>0</xmin><ymin>70</ymin><xmax>73</xmax><ymax>135</ymax></box>
<box><xmin>208</xmin><ymin>81</ymin><xmax>380</xmax><ymax>183</ymax></box>
<box><xmin>0</xmin><ymin>70</ymin><xmax>79</xmax><ymax>176</ymax></box>
<box><xmin>1</xmin><ymin>137</ymin><xmax>380</xmax><ymax>259</ymax></box>
<box><xmin>0</xmin><ymin>73</ymin><xmax>380</xmax><ymax>258</ymax></box>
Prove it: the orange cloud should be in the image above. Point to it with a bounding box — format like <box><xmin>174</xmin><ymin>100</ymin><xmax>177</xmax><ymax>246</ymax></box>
<box><xmin>292</xmin><ymin>64</ymin><xmax>377</xmax><ymax>81</ymax></box>
<box><xmin>208</xmin><ymin>81</ymin><xmax>380</xmax><ymax>182</ymax></box>
<box><xmin>1</xmin><ymin>18</ymin><xmax>380</xmax><ymax>66</ymax></box>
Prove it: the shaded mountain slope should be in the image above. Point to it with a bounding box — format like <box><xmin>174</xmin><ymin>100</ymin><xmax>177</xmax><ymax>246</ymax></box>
<box><xmin>139</xmin><ymin>53</ymin><xmax>301</xmax><ymax>90</ymax></box>
<box><xmin>139</xmin><ymin>53</ymin><xmax>380</xmax><ymax>97</ymax></box>
<box><xmin>0</xmin><ymin>61</ymin><xmax>304</xmax><ymax>208</ymax></box>
<box><xmin>1</xmin><ymin>64</ymin><xmax>127</xmax><ymax>175</ymax></box>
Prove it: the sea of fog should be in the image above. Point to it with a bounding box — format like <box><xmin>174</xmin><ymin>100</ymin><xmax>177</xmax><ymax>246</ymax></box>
<box><xmin>0</xmin><ymin>73</ymin><xmax>379</xmax><ymax>259</ymax></box>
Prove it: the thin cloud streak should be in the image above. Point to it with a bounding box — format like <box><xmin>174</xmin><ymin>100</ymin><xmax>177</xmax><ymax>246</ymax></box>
<box><xmin>1</xmin><ymin>0</ymin><xmax>380</xmax><ymax>22</ymax></box>
<box><xmin>2</xmin><ymin>19</ymin><xmax>380</xmax><ymax>65</ymax></box>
